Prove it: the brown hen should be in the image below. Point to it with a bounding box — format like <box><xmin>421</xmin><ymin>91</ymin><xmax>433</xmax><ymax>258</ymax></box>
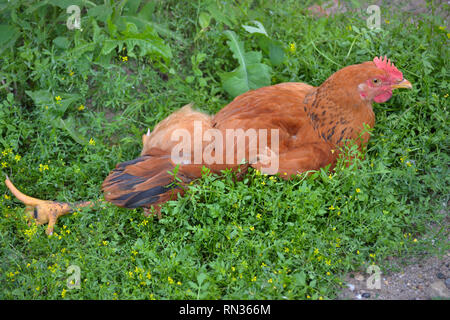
<box><xmin>5</xmin><ymin>56</ymin><xmax>412</xmax><ymax>234</ymax></box>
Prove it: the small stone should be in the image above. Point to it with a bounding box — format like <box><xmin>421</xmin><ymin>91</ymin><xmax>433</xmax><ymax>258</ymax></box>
<box><xmin>429</xmin><ymin>281</ymin><xmax>450</xmax><ymax>298</ymax></box>
<box><xmin>445</xmin><ymin>278</ymin><xmax>450</xmax><ymax>289</ymax></box>
<box><xmin>437</xmin><ymin>272</ymin><xmax>446</xmax><ymax>279</ymax></box>
<box><xmin>347</xmin><ymin>283</ymin><xmax>355</xmax><ymax>291</ymax></box>
<box><xmin>355</xmin><ymin>273</ymin><xmax>365</xmax><ymax>281</ymax></box>
<box><xmin>362</xmin><ymin>292</ymin><xmax>371</xmax><ymax>298</ymax></box>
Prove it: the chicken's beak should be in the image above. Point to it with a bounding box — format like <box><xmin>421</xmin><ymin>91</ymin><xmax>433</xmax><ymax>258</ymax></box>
<box><xmin>391</xmin><ymin>79</ymin><xmax>412</xmax><ymax>89</ymax></box>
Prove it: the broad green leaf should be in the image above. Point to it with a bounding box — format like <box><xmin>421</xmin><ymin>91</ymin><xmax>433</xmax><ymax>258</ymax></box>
<box><xmin>292</xmin><ymin>272</ymin><xmax>306</xmax><ymax>286</ymax></box>
<box><xmin>138</xmin><ymin>1</ymin><xmax>156</xmax><ymax>19</ymax></box>
<box><xmin>268</xmin><ymin>40</ymin><xmax>285</xmax><ymax>66</ymax></box>
<box><xmin>25</xmin><ymin>90</ymin><xmax>81</xmax><ymax>116</ymax></box>
<box><xmin>124</xmin><ymin>0</ymin><xmax>141</xmax><ymax>15</ymax></box>
<box><xmin>88</xmin><ymin>4</ymin><xmax>113</xmax><ymax>23</ymax></box>
<box><xmin>53</xmin><ymin>36</ymin><xmax>70</xmax><ymax>49</ymax></box>
<box><xmin>242</xmin><ymin>20</ymin><xmax>268</xmax><ymax>36</ymax></box>
<box><xmin>100</xmin><ymin>22</ymin><xmax>172</xmax><ymax>63</ymax></box>
<box><xmin>122</xmin><ymin>15</ymin><xmax>184</xmax><ymax>43</ymax></box>
<box><xmin>57</xmin><ymin>118</ymin><xmax>87</xmax><ymax>145</ymax></box>
<box><xmin>101</xmin><ymin>39</ymin><xmax>118</xmax><ymax>56</ymax></box>
<box><xmin>199</xmin><ymin>12</ymin><xmax>211</xmax><ymax>29</ymax></box>
<box><xmin>220</xmin><ymin>31</ymin><xmax>271</xmax><ymax>98</ymax></box>
<box><xmin>0</xmin><ymin>25</ymin><xmax>20</xmax><ymax>51</ymax></box>
<box><xmin>25</xmin><ymin>90</ymin><xmax>53</xmax><ymax>106</ymax></box>
<box><xmin>48</xmin><ymin>0</ymin><xmax>83</xmax><ymax>9</ymax></box>
<box><xmin>207</xmin><ymin>2</ymin><xmax>236</xmax><ymax>27</ymax></box>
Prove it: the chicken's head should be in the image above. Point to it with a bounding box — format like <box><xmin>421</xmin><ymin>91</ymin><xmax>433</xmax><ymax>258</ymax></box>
<box><xmin>358</xmin><ymin>56</ymin><xmax>412</xmax><ymax>103</ymax></box>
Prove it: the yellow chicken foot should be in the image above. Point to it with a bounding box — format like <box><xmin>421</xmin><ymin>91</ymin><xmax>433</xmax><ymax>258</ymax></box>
<box><xmin>4</xmin><ymin>174</ymin><xmax>92</xmax><ymax>235</ymax></box>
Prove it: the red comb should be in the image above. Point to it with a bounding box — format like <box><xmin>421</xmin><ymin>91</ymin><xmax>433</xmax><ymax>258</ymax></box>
<box><xmin>373</xmin><ymin>56</ymin><xmax>403</xmax><ymax>80</ymax></box>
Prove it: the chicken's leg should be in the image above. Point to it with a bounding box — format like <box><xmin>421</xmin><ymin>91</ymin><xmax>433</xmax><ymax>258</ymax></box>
<box><xmin>4</xmin><ymin>174</ymin><xmax>92</xmax><ymax>235</ymax></box>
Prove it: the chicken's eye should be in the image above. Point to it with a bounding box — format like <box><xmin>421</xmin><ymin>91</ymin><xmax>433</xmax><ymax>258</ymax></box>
<box><xmin>372</xmin><ymin>78</ymin><xmax>380</xmax><ymax>84</ymax></box>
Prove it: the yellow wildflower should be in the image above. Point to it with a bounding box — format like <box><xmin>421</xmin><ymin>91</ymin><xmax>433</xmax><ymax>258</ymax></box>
<box><xmin>61</xmin><ymin>288</ymin><xmax>67</xmax><ymax>298</ymax></box>
<box><xmin>78</xmin><ymin>104</ymin><xmax>85</xmax><ymax>111</ymax></box>
<box><xmin>14</xmin><ymin>154</ymin><xmax>21</xmax><ymax>162</ymax></box>
<box><xmin>89</xmin><ymin>138</ymin><xmax>95</xmax><ymax>146</ymax></box>
<box><xmin>69</xmin><ymin>70</ymin><xmax>74</xmax><ymax>76</ymax></box>
<box><xmin>289</xmin><ymin>42</ymin><xmax>296</xmax><ymax>53</ymax></box>
<box><xmin>4</xmin><ymin>194</ymin><xmax>11</xmax><ymax>200</ymax></box>
<box><xmin>1</xmin><ymin>162</ymin><xmax>7</xmax><ymax>168</ymax></box>
<box><xmin>438</xmin><ymin>26</ymin><xmax>446</xmax><ymax>31</ymax></box>
<box><xmin>168</xmin><ymin>276</ymin><xmax>174</xmax><ymax>284</ymax></box>
<box><xmin>55</xmin><ymin>96</ymin><xmax>62</xmax><ymax>102</ymax></box>
<box><xmin>122</xmin><ymin>56</ymin><xmax>128</xmax><ymax>62</ymax></box>
<box><xmin>356</xmin><ymin>188</ymin><xmax>361</xmax><ymax>193</ymax></box>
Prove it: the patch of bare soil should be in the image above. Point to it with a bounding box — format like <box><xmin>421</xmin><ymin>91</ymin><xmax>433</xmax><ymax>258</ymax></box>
<box><xmin>308</xmin><ymin>0</ymin><xmax>449</xmax><ymax>21</ymax></box>
<box><xmin>338</xmin><ymin>253</ymin><xmax>450</xmax><ymax>300</ymax></box>
<box><xmin>337</xmin><ymin>204</ymin><xmax>449</xmax><ymax>300</ymax></box>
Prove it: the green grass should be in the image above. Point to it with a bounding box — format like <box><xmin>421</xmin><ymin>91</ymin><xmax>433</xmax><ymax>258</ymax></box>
<box><xmin>0</xmin><ymin>0</ymin><xmax>448</xmax><ymax>299</ymax></box>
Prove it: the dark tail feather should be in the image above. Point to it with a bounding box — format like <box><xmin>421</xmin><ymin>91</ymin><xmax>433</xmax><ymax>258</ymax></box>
<box><xmin>102</xmin><ymin>155</ymin><xmax>188</xmax><ymax>209</ymax></box>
